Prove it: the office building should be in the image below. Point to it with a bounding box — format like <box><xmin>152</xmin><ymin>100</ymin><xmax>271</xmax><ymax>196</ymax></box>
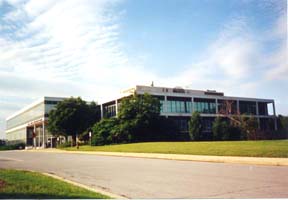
<box><xmin>5</xmin><ymin>97</ymin><xmax>65</xmax><ymax>146</ymax></box>
<box><xmin>101</xmin><ymin>85</ymin><xmax>277</xmax><ymax>133</ymax></box>
<box><xmin>6</xmin><ymin>85</ymin><xmax>277</xmax><ymax>145</ymax></box>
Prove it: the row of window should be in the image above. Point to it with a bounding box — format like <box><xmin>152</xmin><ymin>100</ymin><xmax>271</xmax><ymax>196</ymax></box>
<box><xmin>160</xmin><ymin>100</ymin><xmax>216</xmax><ymax>114</ymax></box>
<box><xmin>171</xmin><ymin>117</ymin><xmax>214</xmax><ymax>132</ymax></box>
<box><xmin>194</xmin><ymin>102</ymin><xmax>216</xmax><ymax>114</ymax></box>
<box><xmin>239</xmin><ymin>102</ymin><xmax>257</xmax><ymax>115</ymax></box>
<box><xmin>160</xmin><ymin>100</ymin><xmax>268</xmax><ymax>115</ymax></box>
<box><xmin>161</xmin><ymin>100</ymin><xmax>192</xmax><ymax>113</ymax></box>
<box><xmin>104</xmin><ymin>104</ymin><xmax>116</xmax><ymax>118</ymax></box>
<box><xmin>44</xmin><ymin>100</ymin><xmax>60</xmax><ymax>105</ymax></box>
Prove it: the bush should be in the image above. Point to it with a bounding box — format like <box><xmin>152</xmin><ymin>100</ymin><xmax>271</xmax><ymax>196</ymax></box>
<box><xmin>212</xmin><ymin>117</ymin><xmax>228</xmax><ymax>141</ymax></box>
<box><xmin>212</xmin><ymin>117</ymin><xmax>245</xmax><ymax>141</ymax></box>
<box><xmin>227</xmin><ymin>125</ymin><xmax>243</xmax><ymax>140</ymax></box>
<box><xmin>0</xmin><ymin>143</ymin><xmax>25</xmax><ymax>151</ymax></box>
<box><xmin>91</xmin><ymin>118</ymin><xmax>119</xmax><ymax>146</ymax></box>
<box><xmin>57</xmin><ymin>141</ymin><xmax>72</xmax><ymax>148</ymax></box>
<box><xmin>188</xmin><ymin>112</ymin><xmax>202</xmax><ymax>141</ymax></box>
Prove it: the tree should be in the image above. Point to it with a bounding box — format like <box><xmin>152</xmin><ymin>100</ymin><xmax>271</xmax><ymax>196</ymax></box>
<box><xmin>212</xmin><ymin>117</ymin><xmax>228</xmax><ymax>141</ymax></box>
<box><xmin>188</xmin><ymin>111</ymin><xmax>202</xmax><ymax>141</ymax></box>
<box><xmin>217</xmin><ymin>100</ymin><xmax>262</xmax><ymax>140</ymax></box>
<box><xmin>91</xmin><ymin>118</ymin><xmax>119</xmax><ymax>146</ymax></box>
<box><xmin>275</xmin><ymin>115</ymin><xmax>288</xmax><ymax>139</ymax></box>
<box><xmin>117</xmin><ymin>93</ymin><xmax>161</xmax><ymax>142</ymax></box>
<box><xmin>241</xmin><ymin>116</ymin><xmax>258</xmax><ymax>140</ymax></box>
<box><xmin>47</xmin><ymin>97</ymin><xmax>100</xmax><ymax>145</ymax></box>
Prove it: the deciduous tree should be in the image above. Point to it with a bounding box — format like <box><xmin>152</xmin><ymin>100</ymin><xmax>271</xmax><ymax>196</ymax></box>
<box><xmin>47</xmin><ymin>97</ymin><xmax>100</xmax><ymax>144</ymax></box>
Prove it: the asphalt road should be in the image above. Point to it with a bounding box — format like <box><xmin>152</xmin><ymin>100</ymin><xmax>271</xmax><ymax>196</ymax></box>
<box><xmin>0</xmin><ymin>151</ymin><xmax>287</xmax><ymax>198</ymax></box>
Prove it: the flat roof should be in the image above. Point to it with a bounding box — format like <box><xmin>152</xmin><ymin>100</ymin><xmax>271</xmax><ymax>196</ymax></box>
<box><xmin>101</xmin><ymin>85</ymin><xmax>274</xmax><ymax>105</ymax></box>
<box><xmin>6</xmin><ymin>97</ymin><xmax>67</xmax><ymax>121</ymax></box>
<box><xmin>134</xmin><ymin>85</ymin><xmax>274</xmax><ymax>102</ymax></box>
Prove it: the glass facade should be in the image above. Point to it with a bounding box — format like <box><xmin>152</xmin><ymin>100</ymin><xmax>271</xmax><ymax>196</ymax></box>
<box><xmin>173</xmin><ymin>118</ymin><xmax>189</xmax><ymax>132</ymax></box>
<box><xmin>6</xmin><ymin>102</ymin><xmax>45</xmax><ymax>130</ymax></box>
<box><xmin>6</xmin><ymin>99</ymin><xmax>62</xmax><ymax>145</ymax></box>
<box><xmin>239</xmin><ymin>101</ymin><xmax>256</xmax><ymax>115</ymax></box>
<box><xmin>194</xmin><ymin>98</ymin><xmax>216</xmax><ymax>114</ymax></box>
<box><xmin>44</xmin><ymin>100</ymin><xmax>61</xmax><ymax>116</ymax></box>
<box><xmin>218</xmin><ymin>100</ymin><xmax>237</xmax><ymax>114</ymax></box>
<box><xmin>104</xmin><ymin>104</ymin><xmax>116</xmax><ymax>118</ymax></box>
<box><xmin>6</xmin><ymin>100</ymin><xmax>60</xmax><ymax>130</ymax></box>
<box><xmin>258</xmin><ymin>102</ymin><xmax>268</xmax><ymax>115</ymax></box>
<box><xmin>162</xmin><ymin>97</ymin><xmax>192</xmax><ymax>114</ymax></box>
<box><xmin>160</xmin><ymin>100</ymin><xmax>165</xmax><ymax>113</ymax></box>
<box><xmin>201</xmin><ymin>118</ymin><xmax>214</xmax><ymax>132</ymax></box>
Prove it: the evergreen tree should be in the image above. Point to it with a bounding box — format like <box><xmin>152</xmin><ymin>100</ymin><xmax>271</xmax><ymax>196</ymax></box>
<box><xmin>188</xmin><ymin>111</ymin><xmax>202</xmax><ymax>141</ymax></box>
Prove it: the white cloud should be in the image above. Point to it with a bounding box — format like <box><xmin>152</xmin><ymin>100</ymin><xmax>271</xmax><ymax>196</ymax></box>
<box><xmin>264</xmin><ymin>13</ymin><xmax>287</xmax><ymax>80</ymax></box>
<box><xmin>264</xmin><ymin>43</ymin><xmax>287</xmax><ymax>80</ymax></box>
<box><xmin>157</xmin><ymin>13</ymin><xmax>287</xmax><ymax>102</ymax></box>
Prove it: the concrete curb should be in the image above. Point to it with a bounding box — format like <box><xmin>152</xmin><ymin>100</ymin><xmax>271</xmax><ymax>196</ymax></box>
<box><xmin>42</xmin><ymin>172</ymin><xmax>127</xmax><ymax>199</ymax></box>
<box><xmin>25</xmin><ymin>149</ymin><xmax>288</xmax><ymax>166</ymax></box>
<box><xmin>8</xmin><ymin>168</ymin><xmax>127</xmax><ymax>199</ymax></box>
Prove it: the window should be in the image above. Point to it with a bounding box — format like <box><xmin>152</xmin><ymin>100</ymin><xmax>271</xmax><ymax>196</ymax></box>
<box><xmin>104</xmin><ymin>104</ymin><xmax>116</xmax><ymax>118</ymax></box>
<box><xmin>194</xmin><ymin>98</ymin><xmax>216</xmax><ymax>114</ymax></box>
<box><xmin>165</xmin><ymin>100</ymin><xmax>192</xmax><ymax>113</ymax></box>
<box><xmin>239</xmin><ymin>101</ymin><xmax>256</xmax><ymax>115</ymax></box>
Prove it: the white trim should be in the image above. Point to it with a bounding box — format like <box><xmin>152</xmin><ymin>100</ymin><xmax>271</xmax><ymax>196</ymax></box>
<box><xmin>6</xmin><ymin>97</ymin><xmax>44</xmax><ymax>121</ymax></box>
<box><xmin>5</xmin><ymin>117</ymin><xmax>46</xmax><ymax>134</ymax></box>
<box><xmin>6</xmin><ymin>96</ymin><xmax>66</xmax><ymax>121</ymax></box>
<box><xmin>5</xmin><ymin>124</ymin><xmax>27</xmax><ymax>133</ymax></box>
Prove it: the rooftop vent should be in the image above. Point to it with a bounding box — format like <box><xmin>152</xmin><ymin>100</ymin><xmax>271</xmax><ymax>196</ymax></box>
<box><xmin>205</xmin><ymin>90</ymin><xmax>224</xmax><ymax>96</ymax></box>
<box><xmin>173</xmin><ymin>87</ymin><xmax>185</xmax><ymax>93</ymax></box>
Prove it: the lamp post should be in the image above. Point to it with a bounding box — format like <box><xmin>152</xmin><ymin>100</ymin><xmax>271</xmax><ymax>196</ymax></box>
<box><xmin>89</xmin><ymin>131</ymin><xmax>92</xmax><ymax>146</ymax></box>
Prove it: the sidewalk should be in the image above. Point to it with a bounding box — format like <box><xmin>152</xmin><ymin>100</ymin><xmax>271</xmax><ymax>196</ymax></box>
<box><xmin>26</xmin><ymin>148</ymin><xmax>288</xmax><ymax>166</ymax></box>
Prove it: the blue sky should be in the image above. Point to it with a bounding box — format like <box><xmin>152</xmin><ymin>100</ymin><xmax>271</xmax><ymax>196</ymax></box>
<box><xmin>0</xmin><ymin>0</ymin><xmax>287</xmax><ymax>139</ymax></box>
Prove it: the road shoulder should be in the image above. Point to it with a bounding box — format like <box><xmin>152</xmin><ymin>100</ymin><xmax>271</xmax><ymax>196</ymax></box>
<box><xmin>24</xmin><ymin>149</ymin><xmax>288</xmax><ymax>166</ymax></box>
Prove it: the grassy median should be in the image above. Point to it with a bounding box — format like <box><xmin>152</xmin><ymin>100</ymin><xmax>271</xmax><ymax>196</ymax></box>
<box><xmin>0</xmin><ymin>169</ymin><xmax>109</xmax><ymax>199</ymax></box>
<box><xmin>61</xmin><ymin>140</ymin><xmax>288</xmax><ymax>158</ymax></box>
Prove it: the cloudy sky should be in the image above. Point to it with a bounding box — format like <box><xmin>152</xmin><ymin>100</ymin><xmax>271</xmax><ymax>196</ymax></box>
<box><xmin>0</xmin><ymin>0</ymin><xmax>287</xmax><ymax>139</ymax></box>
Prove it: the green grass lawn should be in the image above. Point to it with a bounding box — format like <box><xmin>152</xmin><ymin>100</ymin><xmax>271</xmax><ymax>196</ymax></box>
<box><xmin>0</xmin><ymin>169</ymin><xmax>109</xmax><ymax>199</ymax></box>
<box><xmin>61</xmin><ymin>140</ymin><xmax>288</xmax><ymax>158</ymax></box>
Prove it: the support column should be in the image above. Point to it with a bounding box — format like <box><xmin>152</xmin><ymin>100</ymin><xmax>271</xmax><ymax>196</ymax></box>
<box><xmin>256</xmin><ymin>101</ymin><xmax>259</xmax><ymax>116</ymax></box>
<box><xmin>236</xmin><ymin>100</ymin><xmax>240</xmax><ymax>114</ymax></box>
<box><xmin>272</xmin><ymin>101</ymin><xmax>276</xmax><ymax>116</ymax></box>
<box><xmin>50</xmin><ymin>135</ymin><xmax>53</xmax><ymax>148</ymax></box>
<box><xmin>42</xmin><ymin>120</ymin><xmax>45</xmax><ymax>148</ymax></box>
<box><xmin>115</xmin><ymin>100</ymin><xmax>118</xmax><ymax>116</ymax></box>
<box><xmin>256</xmin><ymin>101</ymin><xmax>260</xmax><ymax>128</ymax></box>
<box><xmin>216</xmin><ymin>99</ymin><xmax>218</xmax><ymax>114</ymax></box>
<box><xmin>191</xmin><ymin>97</ymin><xmax>194</xmax><ymax>113</ymax></box>
<box><xmin>164</xmin><ymin>96</ymin><xmax>168</xmax><ymax>118</ymax></box>
<box><xmin>38</xmin><ymin>127</ymin><xmax>40</xmax><ymax>147</ymax></box>
<box><xmin>33</xmin><ymin>124</ymin><xmax>36</xmax><ymax>148</ymax></box>
<box><xmin>273</xmin><ymin>101</ymin><xmax>278</xmax><ymax>130</ymax></box>
<box><xmin>100</xmin><ymin>104</ymin><xmax>104</xmax><ymax>119</ymax></box>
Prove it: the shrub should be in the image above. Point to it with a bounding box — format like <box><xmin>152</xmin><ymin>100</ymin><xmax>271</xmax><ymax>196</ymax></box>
<box><xmin>188</xmin><ymin>112</ymin><xmax>202</xmax><ymax>141</ymax></box>
<box><xmin>0</xmin><ymin>143</ymin><xmax>25</xmax><ymax>150</ymax></box>
<box><xmin>212</xmin><ymin>117</ymin><xmax>228</xmax><ymax>140</ymax></box>
<box><xmin>229</xmin><ymin>125</ymin><xmax>243</xmax><ymax>140</ymax></box>
<box><xmin>91</xmin><ymin>118</ymin><xmax>119</xmax><ymax>146</ymax></box>
<box><xmin>57</xmin><ymin>141</ymin><xmax>72</xmax><ymax>148</ymax></box>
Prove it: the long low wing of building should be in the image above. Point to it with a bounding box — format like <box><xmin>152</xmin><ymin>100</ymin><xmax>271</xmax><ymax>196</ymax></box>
<box><xmin>5</xmin><ymin>97</ymin><xmax>66</xmax><ymax>147</ymax></box>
